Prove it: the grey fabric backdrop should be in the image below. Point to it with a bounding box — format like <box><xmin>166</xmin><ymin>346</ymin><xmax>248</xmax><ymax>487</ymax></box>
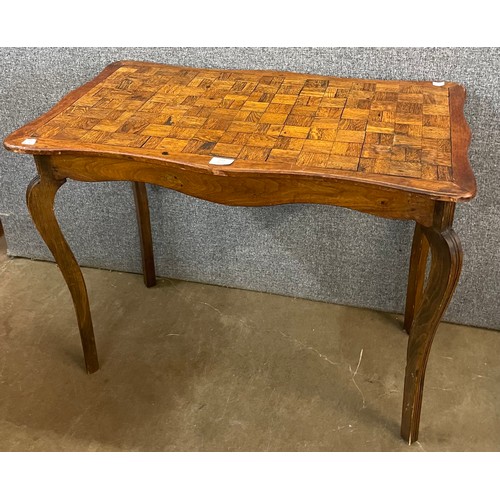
<box><xmin>1</xmin><ymin>48</ymin><xmax>498</xmax><ymax>330</ymax></box>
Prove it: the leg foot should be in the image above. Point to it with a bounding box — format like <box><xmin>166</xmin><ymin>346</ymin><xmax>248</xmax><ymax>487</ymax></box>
<box><xmin>27</xmin><ymin>167</ymin><xmax>99</xmax><ymax>374</ymax></box>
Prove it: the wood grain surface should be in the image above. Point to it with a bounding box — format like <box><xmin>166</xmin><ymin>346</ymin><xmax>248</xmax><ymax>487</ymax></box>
<box><xmin>4</xmin><ymin>60</ymin><xmax>475</xmax><ymax>202</ymax></box>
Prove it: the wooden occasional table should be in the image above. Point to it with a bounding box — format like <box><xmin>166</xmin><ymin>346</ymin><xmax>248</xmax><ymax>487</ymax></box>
<box><xmin>4</xmin><ymin>61</ymin><xmax>476</xmax><ymax>443</ymax></box>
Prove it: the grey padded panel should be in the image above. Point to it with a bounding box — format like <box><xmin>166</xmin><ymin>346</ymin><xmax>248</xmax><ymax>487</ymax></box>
<box><xmin>1</xmin><ymin>47</ymin><xmax>498</xmax><ymax>330</ymax></box>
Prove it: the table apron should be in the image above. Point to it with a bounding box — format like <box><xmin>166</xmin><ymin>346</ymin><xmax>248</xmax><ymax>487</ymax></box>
<box><xmin>45</xmin><ymin>154</ymin><xmax>436</xmax><ymax>226</ymax></box>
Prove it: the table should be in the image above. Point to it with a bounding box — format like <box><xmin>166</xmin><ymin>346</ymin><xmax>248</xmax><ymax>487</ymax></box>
<box><xmin>4</xmin><ymin>60</ymin><xmax>476</xmax><ymax>444</ymax></box>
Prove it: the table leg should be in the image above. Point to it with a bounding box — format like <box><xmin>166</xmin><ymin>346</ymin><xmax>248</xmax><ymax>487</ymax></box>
<box><xmin>132</xmin><ymin>182</ymin><xmax>156</xmax><ymax>288</ymax></box>
<box><xmin>404</xmin><ymin>223</ymin><xmax>429</xmax><ymax>334</ymax></box>
<box><xmin>26</xmin><ymin>166</ymin><xmax>99</xmax><ymax>374</ymax></box>
<box><xmin>401</xmin><ymin>204</ymin><xmax>462</xmax><ymax>444</ymax></box>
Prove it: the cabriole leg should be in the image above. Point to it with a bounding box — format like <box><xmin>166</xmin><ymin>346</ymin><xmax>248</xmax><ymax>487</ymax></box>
<box><xmin>401</xmin><ymin>203</ymin><xmax>462</xmax><ymax>444</ymax></box>
<box><xmin>27</xmin><ymin>157</ymin><xmax>99</xmax><ymax>373</ymax></box>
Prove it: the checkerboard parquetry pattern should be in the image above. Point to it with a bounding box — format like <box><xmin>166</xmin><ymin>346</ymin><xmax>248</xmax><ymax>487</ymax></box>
<box><xmin>31</xmin><ymin>62</ymin><xmax>453</xmax><ymax>182</ymax></box>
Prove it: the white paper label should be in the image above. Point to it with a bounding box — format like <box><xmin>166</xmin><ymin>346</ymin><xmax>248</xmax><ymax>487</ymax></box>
<box><xmin>22</xmin><ymin>138</ymin><xmax>37</xmax><ymax>145</ymax></box>
<box><xmin>432</xmin><ymin>81</ymin><xmax>445</xmax><ymax>87</ymax></box>
<box><xmin>209</xmin><ymin>157</ymin><xmax>235</xmax><ymax>166</ymax></box>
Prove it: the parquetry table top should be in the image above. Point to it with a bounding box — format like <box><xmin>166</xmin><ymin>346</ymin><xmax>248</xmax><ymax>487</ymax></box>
<box><xmin>4</xmin><ymin>60</ymin><xmax>475</xmax><ymax>202</ymax></box>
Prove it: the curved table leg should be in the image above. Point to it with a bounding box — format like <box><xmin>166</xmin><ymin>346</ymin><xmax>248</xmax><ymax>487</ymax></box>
<box><xmin>132</xmin><ymin>182</ymin><xmax>156</xmax><ymax>288</ymax></box>
<box><xmin>27</xmin><ymin>170</ymin><xmax>99</xmax><ymax>374</ymax></box>
<box><xmin>400</xmin><ymin>211</ymin><xmax>462</xmax><ymax>444</ymax></box>
<box><xmin>404</xmin><ymin>222</ymin><xmax>429</xmax><ymax>334</ymax></box>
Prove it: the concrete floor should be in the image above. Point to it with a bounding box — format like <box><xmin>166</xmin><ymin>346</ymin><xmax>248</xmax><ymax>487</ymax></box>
<box><xmin>0</xmin><ymin>234</ymin><xmax>499</xmax><ymax>451</ymax></box>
